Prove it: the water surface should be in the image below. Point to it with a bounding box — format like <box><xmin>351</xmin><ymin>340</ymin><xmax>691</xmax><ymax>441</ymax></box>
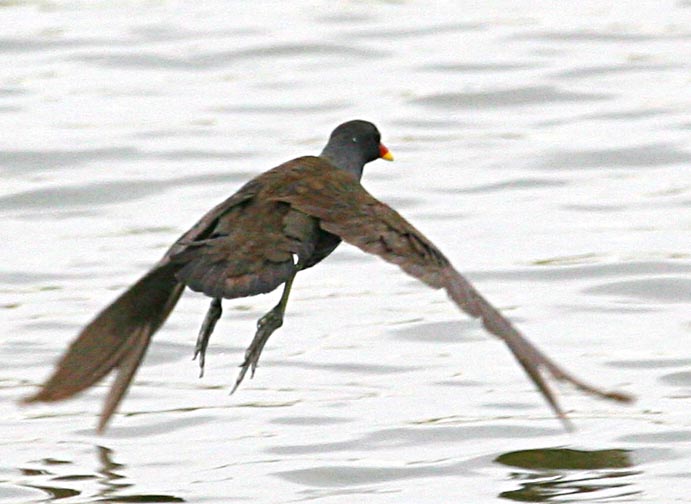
<box><xmin>1</xmin><ymin>1</ymin><xmax>690</xmax><ymax>502</ymax></box>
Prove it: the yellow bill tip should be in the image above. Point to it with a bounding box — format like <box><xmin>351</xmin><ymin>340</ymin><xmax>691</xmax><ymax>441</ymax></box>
<box><xmin>379</xmin><ymin>143</ymin><xmax>394</xmax><ymax>161</ymax></box>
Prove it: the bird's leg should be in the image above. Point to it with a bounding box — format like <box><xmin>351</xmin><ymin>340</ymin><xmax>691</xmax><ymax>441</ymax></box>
<box><xmin>231</xmin><ymin>257</ymin><xmax>302</xmax><ymax>394</ymax></box>
<box><xmin>194</xmin><ymin>298</ymin><xmax>222</xmax><ymax>377</ymax></box>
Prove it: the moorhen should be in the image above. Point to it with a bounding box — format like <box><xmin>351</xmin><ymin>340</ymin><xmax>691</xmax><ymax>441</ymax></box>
<box><xmin>24</xmin><ymin>120</ymin><xmax>632</xmax><ymax>432</ymax></box>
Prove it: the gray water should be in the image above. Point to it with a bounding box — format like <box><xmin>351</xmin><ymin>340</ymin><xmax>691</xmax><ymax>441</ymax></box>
<box><xmin>1</xmin><ymin>1</ymin><xmax>690</xmax><ymax>502</ymax></box>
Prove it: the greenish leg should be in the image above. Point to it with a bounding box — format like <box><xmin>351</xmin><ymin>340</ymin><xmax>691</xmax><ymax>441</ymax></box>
<box><xmin>231</xmin><ymin>259</ymin><xmax>302</xmax><ymax>394</ymax></box>
<box><xmin>194</xmin><ymin>297</ymin><xmax>222</xmax><ymax>377</ymax></box>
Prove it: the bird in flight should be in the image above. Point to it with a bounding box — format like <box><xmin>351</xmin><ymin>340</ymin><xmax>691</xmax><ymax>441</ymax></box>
<box><xmin>23</xmin><ymin>120</ymin><xmax>632</xmax><ymax>432</ymax></box>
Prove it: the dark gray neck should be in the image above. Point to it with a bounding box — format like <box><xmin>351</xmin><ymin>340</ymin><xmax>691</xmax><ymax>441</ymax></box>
<box><xmin>319</xmin><ymin>145</ymin><xmax>366</xmax><ymax>180</ymax></box>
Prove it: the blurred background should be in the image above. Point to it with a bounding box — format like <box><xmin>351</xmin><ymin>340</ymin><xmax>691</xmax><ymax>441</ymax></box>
<box><xmin>1</xmin><ymin>1</ymin><xmax>690</xmax><ymax>502</ymax></box>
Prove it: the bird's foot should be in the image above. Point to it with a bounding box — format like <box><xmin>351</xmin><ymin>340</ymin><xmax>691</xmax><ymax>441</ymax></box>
<box><xmin>194</xmin><ymin>298</ymin><xmax>222</xmax><ymax>378</ymax></box>
<box><xmin>231</xmin><ymin>306</ymin><xmax>284</xmax><ymax>394</ymax></box>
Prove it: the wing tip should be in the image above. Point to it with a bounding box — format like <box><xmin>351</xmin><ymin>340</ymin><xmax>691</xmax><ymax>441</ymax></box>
<box><xmin>20</xmin><ymin>385</ymin><xmax>71</xmax><ymax>405</ymax></box>
<box><xmin>19</xmin><ymin>392</ymin><xmax>41</xmax><ymax>405</ymax></box>
<box><xmin>603</xmin><ymin>390</ymin><xmax>636</xmax><ymax>404</ymax></box>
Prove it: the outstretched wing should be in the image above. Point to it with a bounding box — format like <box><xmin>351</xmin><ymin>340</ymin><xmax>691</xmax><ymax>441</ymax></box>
<box><xmin>24</xmin><ymin>176</ymin><xmax>270</xmax><ymax>432</ymax></box>
<box><xmin>23</xmin><ymin>262</ymin><xmax>185</xmax><ymax>432</ymax></box>
<box><xmin>271</xmin><ymin>169</ymin><xmax>632</xmax><ymax>423</ymax></box>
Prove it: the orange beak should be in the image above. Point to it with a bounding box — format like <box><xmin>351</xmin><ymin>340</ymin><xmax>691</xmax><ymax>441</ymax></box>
<box><xmin>379</xmin><ymin>143</ymin><xmax>394</xmax><ymax>161</ymax></box>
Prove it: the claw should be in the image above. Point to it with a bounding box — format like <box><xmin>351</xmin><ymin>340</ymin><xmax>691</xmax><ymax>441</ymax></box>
<box><xmin>230</xmin><ymin>305</ymin><xmax>284</xmax><ymax>394</ymax></box>
<box><xmin>230</xmin><ymin>256</ymin><xmax>301</xmax><ymax>395</ymax></box>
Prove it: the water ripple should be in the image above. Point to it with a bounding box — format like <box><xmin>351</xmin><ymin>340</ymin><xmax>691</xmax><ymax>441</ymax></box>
<box><xmin>537</xmin><ymin>143</ymin><xmax>691</xmax><ymax>169</ymax></box>
<box><xmin>584</xmin><ymin>277</ymin><xmax>691</xmax><ymax>303</ymax></box>
<box><xmin>412</xmin><ymin>85</ymin><xmax>611</xmax><ymax>110</ymax></box>
<box><xmin>268</xmin><ymin>424</ymin><xmax>558</xmax><ymax>456</ymax></box>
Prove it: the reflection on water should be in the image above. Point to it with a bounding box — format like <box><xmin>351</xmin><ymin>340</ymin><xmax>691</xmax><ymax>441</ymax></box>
<box><xmin>95</xmin><ymin>446</ymin><xmax>132</xmax><ymax>500</ymax></box>
<box><xmin>16</xmin><ymin>446</ymin><xmax>185</xmax><ymax>503</ymax></box>
<box><xmin>496</xmin><ymin>447</ymin><xmax>633</xmax><ymax>470</ymax></box>
<box><xmin>499</xmin><ymin>470</ymin><xmax>641</xmax><ymax>502</ymax></box>
<box><xmin>19</xmin><ymin>459</ymin><xmax>81</xmax><ymax>500</ymax></box>
<box><xmin>496</xmin><ymin>448</ymin><xmax>641</xmax><ymax>502</ymax></box>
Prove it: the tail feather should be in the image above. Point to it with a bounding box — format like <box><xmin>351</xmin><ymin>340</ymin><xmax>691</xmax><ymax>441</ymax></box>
<box><xmin>97</xmin><ymin>323</ymin><xmax>154</xmax><ymax>432</ymax></box>
<box><xmin>23</xmin><ymin>261</ymin><xmax>184</xmax><ymax>432</ymax></box>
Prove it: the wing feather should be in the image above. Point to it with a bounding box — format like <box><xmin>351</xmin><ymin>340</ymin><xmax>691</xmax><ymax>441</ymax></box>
<box><xmin>272</xmin><ymin>170</ymin><xmax>633</xmax><ymax>421</ymax></box>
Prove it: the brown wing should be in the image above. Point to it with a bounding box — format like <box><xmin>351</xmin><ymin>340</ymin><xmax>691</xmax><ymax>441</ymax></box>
<box><xmin>22</xmin><ymin>183</ymin><xmax>261</xmax><ymax>431</ymax></box>
<box><xmin>170</xmin><ymin>201</ymin><xmax>298</xmax><ymax>299</ymax></box>
<box><xmin>168</xmin><ymin>161</ymin><xmax>325</xmax><ymax>299</ymax></box>
<box><xmin>23</xmin><ymin>262</ymin><xmax>185</xmax><ymax>432</ymax></box>
<box><xmin>271</xmin><ymin>168</ymin><xmax>633</xmax><ymax>423</ymax></box>
<box><xmin>23</xmin><ymin>157</ymin><xmax>334</xmax><ymax>432</ymax></box>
